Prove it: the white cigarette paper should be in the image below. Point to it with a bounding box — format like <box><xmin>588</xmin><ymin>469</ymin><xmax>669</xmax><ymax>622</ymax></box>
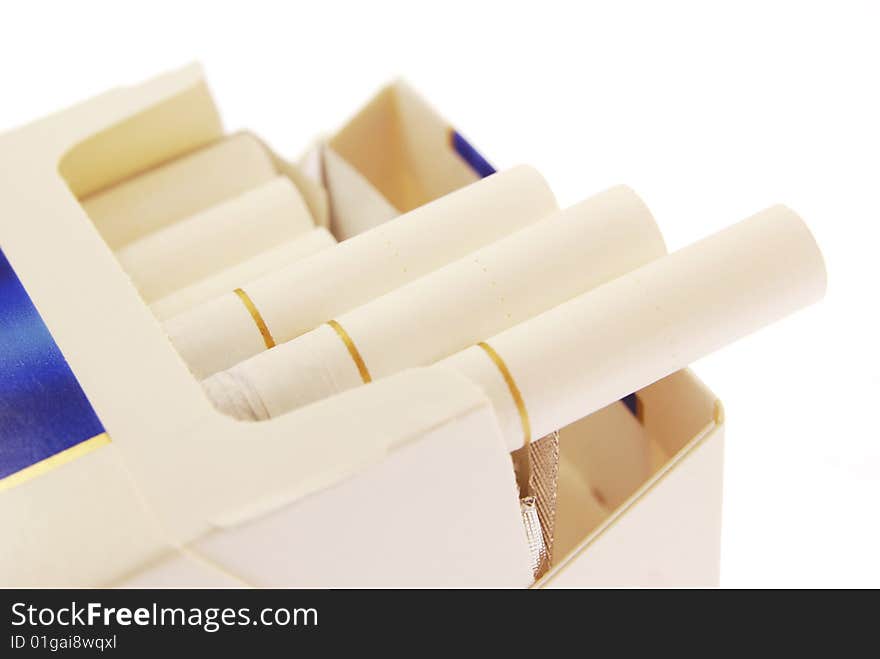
<box><xmin>203</xmin><ymin>186</ymin><xmax>666</xmax><ymax>420</ymax></box>
<box><xmin>167</xmin><ymin>166</ymin><xmax>557</xmax><ymax>379</ymax></box>
<box><xmin>82</xmin><ymin>134</ymin><xmax>276</xmax><ymax>248</ymax></box>
<box><xmin>437</xmin><ymin>205</ymin><xmax>827</xmax><ymax>451</ymax></box>
<box><xmin>150</xmin><ymin>228</ymin><xmax>336</xmax><ymax>320</ymax></box>
<box><xmin>117</xmin><ymin>177</ymin><xmax>314</xmax><ymax>301</ymax></box>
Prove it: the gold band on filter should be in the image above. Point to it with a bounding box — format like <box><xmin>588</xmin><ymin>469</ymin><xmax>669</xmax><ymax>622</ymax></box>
<box><xmin>233</xmin><ymin>288</ymin><xmax>276</xmax><ymax>350</ymax></box>
<box><xmin>327</xmin><ymin>320</ymin><xmax>372</xmax><ymax>384</ymax></box>
<box><xmin>476</xmin><ymin>341</ymin><xmax>532</xmax><ymax>445</ymax></box>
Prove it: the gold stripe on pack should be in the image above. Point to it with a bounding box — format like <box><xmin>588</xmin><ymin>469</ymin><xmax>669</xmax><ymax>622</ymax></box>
<box><xmin>0</xmin><ymin>433</ymin><xmax>111</xmax><ymax>492</ymax></box>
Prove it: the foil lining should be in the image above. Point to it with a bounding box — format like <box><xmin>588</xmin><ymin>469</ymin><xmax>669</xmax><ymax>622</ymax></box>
<box><xmin>515</xmin><ymin>430</ymin><xmax>560</xmax><ymax>580</ymax></box>
<box><xmin>528</xmin><ymin>430</ymin><xmax>560</xmax><ymax>564</ymax></box>
<box><xmin>520</xmin><ymin>496</ymin><xmax>549</xmax><ymax>578</ymax></box>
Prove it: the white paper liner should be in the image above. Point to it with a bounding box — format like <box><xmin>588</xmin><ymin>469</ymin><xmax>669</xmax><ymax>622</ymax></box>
<box><xmin>322</xmin><ymin>146</ymin><xmax>399</xmax><ymax>239</ymax></box>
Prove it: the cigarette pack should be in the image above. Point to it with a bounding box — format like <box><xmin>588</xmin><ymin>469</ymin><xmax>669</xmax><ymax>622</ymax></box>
<box><xmin>0</xmin><ymin>65</ymin><xmax>727</xmax><ymax>587</ymax></box>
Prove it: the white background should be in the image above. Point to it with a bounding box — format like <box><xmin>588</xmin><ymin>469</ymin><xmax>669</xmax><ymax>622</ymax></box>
<box><xmin>1</xmin><ymin>1</ymin><xmax>877</xmax><ymax>587</ymax></box>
